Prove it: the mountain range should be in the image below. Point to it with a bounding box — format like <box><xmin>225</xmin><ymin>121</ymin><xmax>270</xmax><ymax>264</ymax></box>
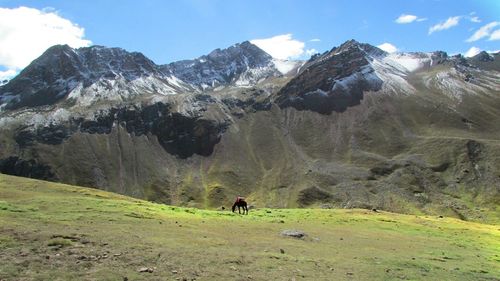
<box><xmin>0</xmin><ymin>39</ymin><xmax>499</xmax><ymax>222</ymax></box>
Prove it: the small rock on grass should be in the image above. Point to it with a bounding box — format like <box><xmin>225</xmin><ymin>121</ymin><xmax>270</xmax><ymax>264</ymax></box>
<box><xmin>281</xmin><ymin>230</ymin><xmax>306</xmax><ymax>239</ymax></box>
<box><xmin>138</xmin><ymin>267</ymin><xmax>154</xmax><ymax>273</ymax></box>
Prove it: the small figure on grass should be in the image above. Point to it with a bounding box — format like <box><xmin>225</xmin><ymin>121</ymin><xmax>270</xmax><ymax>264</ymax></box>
<box><xmin>232</xmin><ymin>196</ymin><xmax>248</xmax><ymax>215</ymax></box>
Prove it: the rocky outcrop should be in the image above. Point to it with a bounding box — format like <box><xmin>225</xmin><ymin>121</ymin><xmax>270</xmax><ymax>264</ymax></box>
<box><xmin>0</xmin><ymin>156</ymin><xmax>56</xmax><ymax>180</ymax></box>
<box><xmin>13</xmin><ymin>102</ymin><xmax>228</xmax><ymax>158</ymax></box>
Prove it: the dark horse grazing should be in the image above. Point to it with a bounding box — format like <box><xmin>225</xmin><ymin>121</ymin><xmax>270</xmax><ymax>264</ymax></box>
<box><xmin>232</xmin><ymin>197</ymin><xmax>248</xmax><ymax>214</ymax></box>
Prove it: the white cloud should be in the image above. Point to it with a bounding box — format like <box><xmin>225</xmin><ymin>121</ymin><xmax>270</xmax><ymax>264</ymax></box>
<box><xmin>395</xmin><ymin>14</ymin><xmax>427</xmax><ymax>24</ymax></box>
<box><xmin>0</xmin><ymin>69</ymin><xmax>17</xmax><ymax>81</ymax></box>
<box><xmin>428</xmin><ymin>16</ymin><xmax>461</xmax><ymax>34</ymax></box>
<box><xmin>0</xmin><ymin>6</ymin><xmax>91</xmax><ymax>79</ymax></box>
<box><xmin>466</xmin><ymin>21</ymin><xmax>499</xmax><ymax>42</ymax></box>
<box><xmin>489</xmin><ymin>29</ymin><xmax>500</xmax><ymax>41</ymax></box>
<box><xmin>251</xmin><ymin>34</ymin><xmax>305</xmax><ymax>60</ymax></box>
<box><xmin>309</xmin><ymin>38</ymin><xmax>321</xmax><ymax>42</ymax></box>
<box><xmin>470</xmin><ymin>16</ymin><xmax>481</xmax><ymax>23</ymax></box>
<box><xmin>377</xmin><ymin>43</ymin><xmax>398</xmax><ymax>53</ymax></box>
<box><xmin>464</xmin><ymin>46</ymin><xmax>481</xmax><ymax>57</ymax></box>
<box><xmin>395</xmin><ymin>14</ymin><xmax>417</xmax><ymax>24</ymax></box>
<box><xmin>305</xmin><ymin>49</ymin><xmax>318</xmax><ymax>56</ymax></box>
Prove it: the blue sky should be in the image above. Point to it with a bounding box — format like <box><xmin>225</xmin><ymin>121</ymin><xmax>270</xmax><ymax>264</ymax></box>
<box><xmin>0</xmin><ymin>0</ymin><xmax>499</xmax><ymax>79</ymax></box>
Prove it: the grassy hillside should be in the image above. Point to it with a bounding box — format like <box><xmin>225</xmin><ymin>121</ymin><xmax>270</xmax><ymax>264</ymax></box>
<box><xmin>1</xmin><ymin>173</ymin><xmax>499</xmax><ymax>280</ymax></box>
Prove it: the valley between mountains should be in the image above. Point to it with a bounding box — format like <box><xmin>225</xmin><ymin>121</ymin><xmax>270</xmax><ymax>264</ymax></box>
<box><xmin>0</xmin><ymin>39</ymin><xmax>499</xmax><ymax>223</ymax></box>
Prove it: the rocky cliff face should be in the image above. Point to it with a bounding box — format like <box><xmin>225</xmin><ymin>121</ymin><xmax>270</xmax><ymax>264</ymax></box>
<box><xmin>11</xmin><ymin>103</ymin><xmax>228</xmax><ymax>159</ymax></box>
<box><xmin>0</xmin><ymin>40</ymin><xmax>499</xmax><ymax>222</ymax></box>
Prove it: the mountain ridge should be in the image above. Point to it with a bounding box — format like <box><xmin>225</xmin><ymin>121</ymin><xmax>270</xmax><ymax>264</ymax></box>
<box><xmin>1</xmin><ymin>39</ymin><xmax>497</xmax><ymax>113</ymax></box>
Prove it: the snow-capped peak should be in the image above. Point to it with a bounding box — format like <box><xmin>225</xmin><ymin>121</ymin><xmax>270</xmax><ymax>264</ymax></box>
<box><xmin>163</xmin><ymin>41</ymin><xmax>285</xmax><ymax>89</ymax></box>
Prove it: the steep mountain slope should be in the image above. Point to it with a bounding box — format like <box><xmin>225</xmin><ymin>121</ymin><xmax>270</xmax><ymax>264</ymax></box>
<box><xmin>0</xmin><ymin>40</ymin><xmax>499</xmax><ymax>222</ymax></box>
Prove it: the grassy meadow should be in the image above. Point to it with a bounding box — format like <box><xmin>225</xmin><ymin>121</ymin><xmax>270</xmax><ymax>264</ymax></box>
<box><xmin>0</xmin><ymin>174</ymin><xmax>499</xmax><ymax>280</ymax></box>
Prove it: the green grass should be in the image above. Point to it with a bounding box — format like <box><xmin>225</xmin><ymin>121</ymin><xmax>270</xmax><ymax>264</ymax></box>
<box><xmin>0</xmin><ymin>173</ymin><xmax>499</xmax><ymax>280</ymax></box>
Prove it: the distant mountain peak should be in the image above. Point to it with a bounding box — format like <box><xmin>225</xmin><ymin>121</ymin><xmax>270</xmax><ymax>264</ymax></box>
<box><xmin>164</xmin><ymin>41</ymin><xmax>279</xmax><ymax>89</ymax></box>
<box><xmin>207</xmin><ymin>40</ymin><xmax>266</xmax><ymax>57</ymax></box>
<box><xmin>472</xmin><ymin>51</ymin><xmax>494</xmax><ymax>62</ymax></box>
<box><xmin>333</xmin><ymin>40</ymin><xmax>386</xmax><ymax>58</ymax></box>
<box><xmin>43</xmin><ymin>44</ymin><xmax>73</xmax><ymax>53</ymax></box>
<box><xmin>0</xmin><ymin>45</ymin><xmax>173</xmax><ymax>110</ymax></box>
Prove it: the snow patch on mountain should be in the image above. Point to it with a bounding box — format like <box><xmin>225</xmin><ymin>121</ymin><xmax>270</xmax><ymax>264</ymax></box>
<box><xmin>332</xmin><ymin>65</ymin><xmax>379</xmax><ymax>91</ymax></box>
<box><xmin>233</xmin><ymin>66</ymin><xmax>278</xmax><ymax>87</ymax></box>
<box><xmin>67</xmin><ymin>76</ymin><xmax>183</xmax><ymax>107</ymax></box>
<box><xmin>318</xmin><ymin>51</ymin><xmax>423</xmax><ymax>95</ymax></box>
<box><xmin>166</xmin><ymin>76</ymin><xmax>192</xmax><ymax>90</ymax></box>
<box><xmin>383</xmin><ymin>53</ymin><xmax>432</xmax><ymax>72</ymax></box>
<box><xmin>423</xmin><ymin>68</ymin><xmax>500</xmax><ymax>100</ymax></box>
<box><xmin>370</xmin><ymin>57</ymin><xmax>416</xmax><ymax>94</ymax></box>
